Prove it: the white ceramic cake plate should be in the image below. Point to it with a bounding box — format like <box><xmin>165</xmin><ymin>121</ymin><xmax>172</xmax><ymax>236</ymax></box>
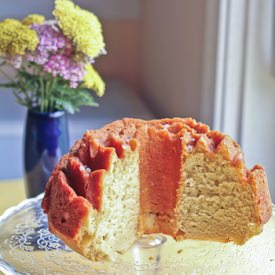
<box><xmin>0</xmin><ymin>194</ymin><xmax>275</xmax><ymax>275</ymax></box>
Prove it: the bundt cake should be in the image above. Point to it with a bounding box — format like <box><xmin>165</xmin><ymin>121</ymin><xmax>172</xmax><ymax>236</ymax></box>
<box><xmin>42</xmin><ymin>118</ymin><xmax>272</xmax><ymax>261</ymax></box>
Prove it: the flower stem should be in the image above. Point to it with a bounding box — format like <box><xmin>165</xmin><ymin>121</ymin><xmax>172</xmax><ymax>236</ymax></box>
<box><xmin>50</xmin><ymin>78</ymin><xmax>57</xmax><ymax>111</ymax></box>
<box><xmin>40</xmin><ymin>77</ymin><xmax>45</xmax><ymax>112</ymax></box>
<box><xmin>45</xmin><ymin>80</ymin><xmax>50</xmax><ymax>112</ymax></box>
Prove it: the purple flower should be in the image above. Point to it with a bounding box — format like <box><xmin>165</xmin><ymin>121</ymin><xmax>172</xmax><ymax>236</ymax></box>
<box><xmin>24</xmin><ymin>22</ymin><xmax>85</xmax><ymax>87</ymax></box>
<box><xmin>32</xmin><ymin>23</ymin><xmax>70</xmax><ymax>53</ymax></box>
<box><xmin>26</xmin><ymin>23</ymin><xmax>74</xmax><ymax>65</ymax></box>
<box><xmin>26</xmin><ymin>50</ymin><xmax>49</xmax><ymax>65</ymax></box>
<box><xmin>43</xmin><ymin>54</ymin><xmax>85</xmax><ymax>88</ymax></box>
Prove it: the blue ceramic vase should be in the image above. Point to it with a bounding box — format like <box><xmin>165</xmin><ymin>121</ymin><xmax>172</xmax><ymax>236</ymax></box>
<box><xmin>24</xmin><ymin>109</ymin><xmax>69</xmax><ymax>198</ymax></box>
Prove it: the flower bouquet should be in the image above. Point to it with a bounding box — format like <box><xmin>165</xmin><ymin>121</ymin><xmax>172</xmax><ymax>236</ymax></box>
<box><xmin>0</xmin><ymin>0</ymin><xmax>105</xmax><ymax>113</ymax></box>
<box><xmin>0</xmin><ymin>0</ymin><xmax>106</xmax><ymax>197</ymax></box>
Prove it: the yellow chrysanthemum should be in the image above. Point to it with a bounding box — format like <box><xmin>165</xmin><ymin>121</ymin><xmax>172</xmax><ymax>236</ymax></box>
<box><xmin>53</xmin><ymin>0</ymin><xmax>105</xmax><ymax>59</ymax></box>
<box><xmin>22</xmin><ymin>14</ymin><xmax>45</xmax><ymax>26</ymax></box>
<box><xmin>83</xmin><ymin>65</ymin><xmax>105</xmax><ymax>97</ymax></box>
<box><xmin>0</xmin><ymin>18</ymin><xmax>39</xmax><ymax>56</ymax></box>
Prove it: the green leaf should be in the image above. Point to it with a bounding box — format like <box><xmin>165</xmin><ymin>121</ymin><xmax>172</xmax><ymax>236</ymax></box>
<box><xmin>0</xmin><ymin>82</ymin><xmax>19</xmax><ymax>88</ymax></box>
<box><xmin>1</xmin><ymin>68</ymin><xmax>101</xmax><ymax>112</ymax></box>
<box><xmin>54</xmin><ymin>98</ymin><xmax>77</xmax><ymax>114</ymax></box>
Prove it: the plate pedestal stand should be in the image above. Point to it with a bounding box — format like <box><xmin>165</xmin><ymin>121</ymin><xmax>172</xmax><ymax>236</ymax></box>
<box><xmin>132</xmin><ymin>235</ymin><xmax>167</xmax><ymax>274</ymax></box>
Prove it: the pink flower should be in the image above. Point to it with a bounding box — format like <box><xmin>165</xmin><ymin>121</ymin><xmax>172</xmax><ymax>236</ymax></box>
<box><xmin>43</xmin><ymin>54</ymin><xmax>85</xmax><ymax>88</ymax></box>
<box><xmin>26</xmin><ymin>23</ymin><xmax>74</xmax><ymax>65</ymax></box>
<box><xmin>24</xmin><ymin>22</ymin><xmax>86</xmax><ymax>87</ymax></box>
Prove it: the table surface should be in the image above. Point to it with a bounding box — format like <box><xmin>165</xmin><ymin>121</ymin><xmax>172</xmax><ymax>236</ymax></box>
<box><xmin>0</xmin><ymin>179</ymin><xmax>26</xmax><ymax>215</ymax></box>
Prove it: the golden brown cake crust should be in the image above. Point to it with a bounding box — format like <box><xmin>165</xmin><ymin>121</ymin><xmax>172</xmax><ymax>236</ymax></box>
<box><xmin>42</xmin><ymin>117</ymin><xmax>272</xmax><ymax>259</ymax></box>
<box><xmin>42</xmin><ymin>169</ymin><xmax>92</xmax><ymax>240</ymax></box>
<box><xmin>249</xmin><ymin>165</ymin><xmax>272</xmax><ymax>224</ymax></box>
